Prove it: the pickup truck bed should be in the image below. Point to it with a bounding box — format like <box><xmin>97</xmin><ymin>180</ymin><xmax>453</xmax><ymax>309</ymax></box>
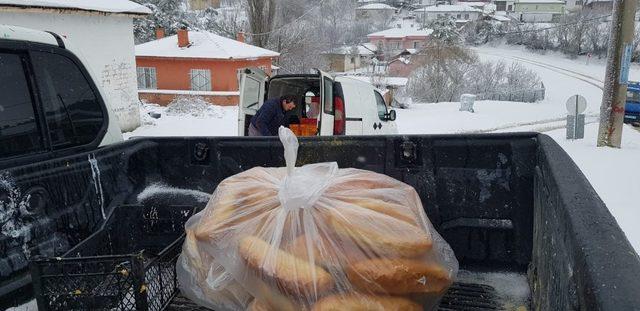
<box><xmin>2</xmin><ymin>133</ymin><xmax>640</xmax><ymax>310</ymax></box>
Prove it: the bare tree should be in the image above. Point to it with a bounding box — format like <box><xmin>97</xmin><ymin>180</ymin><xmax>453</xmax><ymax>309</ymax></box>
<box><xmin>196</xmin><ymin>2</ymin><xmax>247</xmax><ymax>39</ymax></box>
<box><xmin>246</xmin><ymin>0</ymin><xmax>276</xmax><ymax>47</ymax></box>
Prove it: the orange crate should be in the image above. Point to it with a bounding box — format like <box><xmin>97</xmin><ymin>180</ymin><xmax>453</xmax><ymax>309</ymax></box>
<box><xmin>289</xmin><ymin>122</ymin><xmax>317</xmax><ymax>137</ymax></box>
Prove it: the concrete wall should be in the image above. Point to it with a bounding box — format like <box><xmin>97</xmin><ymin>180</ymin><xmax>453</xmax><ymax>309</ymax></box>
<box><xmin>135</xmin><ymin>57</ymin><xmax>273</xmax><ymax>92</ymax></box>
<box><xmin>326</xmin><ymin>54</ymin><xmax>362</xmax><ymax>73</ymax></box>
<box><xmin>0</xmin><ymin>10</ymin><xmax>142</xmax><ymax>132</ymax></box>
<box><xmin>139</xmin><ymin>92</ymin><xmax>237</xmax><ymax>106</ymax></box>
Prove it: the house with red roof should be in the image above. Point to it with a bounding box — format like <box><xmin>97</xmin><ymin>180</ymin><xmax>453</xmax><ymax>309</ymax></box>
<box><xmin>135</xmin><ymin>28</ymin><xmax>279</xmax><ymax>106</ymax></box>
<box><xmin>367</xmin><ymin>23</ymin><xmax>433</xmax><ymax>60</ymax></box>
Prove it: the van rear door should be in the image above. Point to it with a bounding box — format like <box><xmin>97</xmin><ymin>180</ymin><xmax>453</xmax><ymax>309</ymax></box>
<box><xmin>238</xmin><ymin>68</ymin><xmax>268</xmax><ymax>136</ymax></box>
<box><xmin>318</xmin><ymin>70</ymin><xmax>334</xmax><ymax>136</ymax></box>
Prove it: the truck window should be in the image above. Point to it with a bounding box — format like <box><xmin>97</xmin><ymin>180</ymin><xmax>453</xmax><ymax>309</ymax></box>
<box><xmin>323</xmin><ymin>77</ymin><xmax>333</xmax><ymax>114</ymax></box>
<box><xmin>374</xmin><ymin>91</ymin><xmax>388</xmax><ymax>120</ymax></box>
<box><xmin>31</xmin><ymin>51</ymin><xmax>104</xmax><ymax>149</ymax></box>
<box><xmin>0</xmin><ymin>53</ymin><xmax>44</xmax><ymax>159</ymax></box>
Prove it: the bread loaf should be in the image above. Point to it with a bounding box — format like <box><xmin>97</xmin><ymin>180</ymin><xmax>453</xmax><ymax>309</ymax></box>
<box><xmin>194</xmin><ymin>188</ymin><xmax>279</xmax><ymax>240</ymax></box>
<box><xmin>338</xmin><ymin>197</ymin><xmax>417</xmax><ymax>225</ymax></box>
<box><xmin>238</xmin><ymin>235</ymin><xmax>334</xmax><ymax>297</ymax></box>
<box><xmin>311</xmin><ymin>294</ymin><xmax>422</xmax><ymax>311</ymax></box>
<box><xmin>286</xmin><ymin>234</ymin><xmax>367</xmax><ymax>269</ymax></box>
<box><xmin>327</xmin><ymin>208</ymin><xmax>432</xmax><ymax>257</ymax></box>
<box><xmin>346</xmin><ymin>258</ymin><xmax>452</xmax><ymax>295</ymax></box>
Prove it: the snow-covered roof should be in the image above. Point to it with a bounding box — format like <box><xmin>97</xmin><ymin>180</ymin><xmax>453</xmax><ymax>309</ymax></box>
<box><xmin>136</xmin><ymin>31</ymin><xmax>280</xmax><ymax>60</ymax></box>
<box><xmin>326</xmin><ymin>43</ymin><xmax>377</xmax><ymax>55</ymax></box>
<box><xmin>461</xmin><ymin>2</ymin><xmax>489</xmax><ymax>7</ymax></box>
<box><xmin>0</xmin><ymin>0</ymin><xmax>151</xmax><ymax>15</ymax></box>
<box><xmin>357</xmin><ymin>3</ymin><xmax>396</xmax><ymax>10</ymax></box>
<box><xmin>368</xmin><ymin>26</ymin><xmax>433</xmax><ymax>39</ymax></box>
<box><xmin>490</xmin><ymin>14</ymin><xmax>512</xmax><ymax>22</ymax></box>
<box><xmin>414</xmin><ymin>4</ymin><xmax>482</xmax><ymax>12</ymax></box>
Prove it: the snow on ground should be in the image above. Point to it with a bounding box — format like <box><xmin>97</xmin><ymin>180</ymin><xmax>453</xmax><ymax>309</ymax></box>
<box><xmin>547</xmin><ymin>123</ymin><xmax>640</xmax><ymax>254</ymax></box>
<box><xmin>395</xmin><ymin>99</ymin><xmax>595</xmax><ymax>134</ymax></box>
<box><xmin>123</xmin><ymin>99</ymin><xmax>238</xmax><ymax>139</ymax></box>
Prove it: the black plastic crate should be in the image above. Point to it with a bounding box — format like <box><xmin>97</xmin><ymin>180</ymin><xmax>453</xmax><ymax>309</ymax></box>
<box><xmin>29</xmin><ymin>204</ymin><xmax>194</xmax><ymax>311</ymax></box>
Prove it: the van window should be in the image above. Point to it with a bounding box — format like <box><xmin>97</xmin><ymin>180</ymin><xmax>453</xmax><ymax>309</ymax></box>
<box><xmin>31</xmin><ymin>51</ymin><xmax>104</xmax><ymax>149</ymax></box>
<box><xmin>242</xmin><ymin>76</ymin><xmax>261</xmax><ymax>112</ymax></box>
<box><xmin>0</xmin><ymin>53</ymin><xmax>43</xmax><ymax>159</ymax></box>
<box><xmin>374</xmin><ymin>91</ymin><xmax>388</xmax><ymax>121</ymax></box>
<box><xmin>323</xmin><ymin>77</ymin><xmax>334</xmax><ymax>114</ymax></box>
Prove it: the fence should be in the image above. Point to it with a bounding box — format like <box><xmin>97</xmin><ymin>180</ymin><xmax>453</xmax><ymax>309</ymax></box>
<box><xmin>475</xmin><ymin>83</ymin><xmax>546</xmax><ymax>103</ymax></box>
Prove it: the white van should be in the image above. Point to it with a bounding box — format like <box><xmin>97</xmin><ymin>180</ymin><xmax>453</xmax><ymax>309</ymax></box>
<box><xmin>238</xmin><ymin>68</ymin><xmax>398</xmax><ymax>136</ymax></box>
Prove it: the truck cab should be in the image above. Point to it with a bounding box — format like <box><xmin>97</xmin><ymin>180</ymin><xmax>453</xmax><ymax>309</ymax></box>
<box><xmin>238</xmin><ymin>68</ymin><xmax>397</xmax><ymax>136</ymax></box>
<box><xmin>625</xmin><ymin>81</ymin><xmax>640</xmax><ymax>126</ymax></box>
<box><xmin>0</xmin><ymin>25</ymin><xmax>123</xmax><ymax>168</ymax></box>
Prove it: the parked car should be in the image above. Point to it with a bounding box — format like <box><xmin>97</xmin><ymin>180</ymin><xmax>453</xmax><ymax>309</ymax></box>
<box><xmin>625</xmin><ymin>81</ymin><xmax>640</xmax><ymax>126</ymax></box>
<box><xmin>238</xmin><ymin>68</ymin><xmax>398</xmax><ymax>136</ymax></box>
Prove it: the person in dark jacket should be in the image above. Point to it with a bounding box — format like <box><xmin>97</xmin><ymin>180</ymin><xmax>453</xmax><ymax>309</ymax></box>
<box><xmin>248</xmin><ymin>95</ymin><xmax>297</xmax><ymax>136</ymax></box>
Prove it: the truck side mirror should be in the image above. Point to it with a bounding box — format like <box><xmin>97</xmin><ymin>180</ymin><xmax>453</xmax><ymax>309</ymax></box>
<box><xmin>385</xmin><ymin>110</ymin><xmax>397</xmax><ymax>121</ymax></box>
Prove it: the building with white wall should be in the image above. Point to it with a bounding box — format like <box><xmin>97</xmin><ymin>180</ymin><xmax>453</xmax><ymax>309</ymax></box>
<box><xmin>0</xmin><ymin>0</ymin><xmax>151</xmax><ymax>132</ymax></box>
<box><xmin>414</xmin><ymin>4</ymin><xmax>483</xmax><ymax>24</ymax></box>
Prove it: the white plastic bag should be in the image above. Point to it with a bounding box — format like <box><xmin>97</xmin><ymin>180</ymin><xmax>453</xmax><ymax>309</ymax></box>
<box><xmin>179</xmin><ymin>127</ymin><xmax>458</xmax><ymax>310</ymax></box>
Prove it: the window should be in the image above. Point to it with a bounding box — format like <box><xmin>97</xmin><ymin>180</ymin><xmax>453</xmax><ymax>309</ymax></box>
<box><xmin>31</xmin><ymin>51</ymin><xmax>105</xmax><ymax>149</ymax></box>
<box><xmin>241</xmin><ymin>76</ymin><xmax>261</xmax><ymax>113</ymax></box>
<box><xmin>0</xmin><ymin>53</ymin><xmax>43</xmax><ymax>158</ymax></box>
<box><xmin>465</xmin><ymin>13</ymin><xmax>470</xmax><ymax>19</ymax></box>
<box><xmin>457</xmin><ymin>14</ymin><xmax>462</xmax><ymax>19</ymax></box>
<box><xmin>190</xmin><ymin>69</ymin><xmax>211</xmax><ymax>91</ymax></box>
<box><xmin>323</xmin><ymin>77</ymin><xmax>333</xmax><ymax>114</ymax></box>
<box><xmin>374</xmin><ymin>91</ymin><xmax>388</xmax><ymax>121</ymax></box>
<box><xmin>136</xmin><ymin>67</ymin><xmax>157</xmax><ymax>89</ymax></box>
<box><xmin>350</xmin><ymin>56</ymin><xmax>356</xmax><ymax>64</ymax></box>
<box><xmin>413</xmin><ymin>41</ymin><xmax>420</xmax><ymax>49</ymax></box>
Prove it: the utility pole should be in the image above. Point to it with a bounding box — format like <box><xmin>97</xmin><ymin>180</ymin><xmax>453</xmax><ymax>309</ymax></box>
<box><xmin>597</xmin><ymin>0</ymin><xmax>637</xmax><ymax>147</ymax></box>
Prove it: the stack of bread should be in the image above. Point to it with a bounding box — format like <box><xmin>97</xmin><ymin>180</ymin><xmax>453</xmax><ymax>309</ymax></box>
<box><xmin>178</xmin><ymin>163</ymin><xmax>458</xmax><ymax>311</ymax></box>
